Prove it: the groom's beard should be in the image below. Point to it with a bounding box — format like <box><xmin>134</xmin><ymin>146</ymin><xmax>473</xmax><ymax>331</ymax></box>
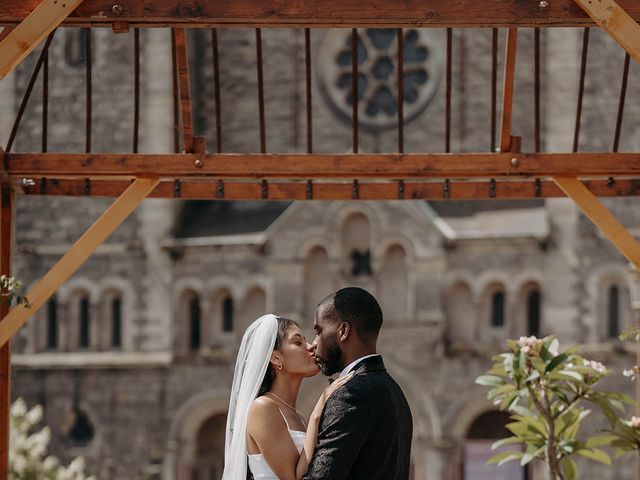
<box><xmin>317</xmin><ymin>337</ymin><xmax>344</xmax><ymax>376</ymax></box>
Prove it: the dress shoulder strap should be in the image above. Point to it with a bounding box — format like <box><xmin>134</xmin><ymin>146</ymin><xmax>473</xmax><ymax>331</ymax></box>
<box><xmin>275</xmin><ymin>407</ymin><xmax>292</xmax><ymax>430</ymax></box>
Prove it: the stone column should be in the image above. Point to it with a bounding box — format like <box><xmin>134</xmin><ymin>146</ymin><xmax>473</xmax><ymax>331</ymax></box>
<box><xmin>543</xmin><ymin>28</ymin><xmax>584</xmax><ymax>341</ymax></box>
<box><xmin>137</xmin><ymin>29</ymin><xmax>180</xmax><ymax>351</ymax></box>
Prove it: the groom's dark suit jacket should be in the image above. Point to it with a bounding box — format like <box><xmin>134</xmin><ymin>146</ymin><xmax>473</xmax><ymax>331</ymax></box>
<box><xmin>303</xmin><ymin>355</ymin><xmax>413</xmax><ymax>480</ymax></box>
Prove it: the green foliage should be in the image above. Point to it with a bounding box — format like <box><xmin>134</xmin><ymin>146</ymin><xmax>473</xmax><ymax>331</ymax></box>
<box><xmin>476</xmin><ymin>335</ymin><xmax>630</xmax><ymax>480</ymax></box>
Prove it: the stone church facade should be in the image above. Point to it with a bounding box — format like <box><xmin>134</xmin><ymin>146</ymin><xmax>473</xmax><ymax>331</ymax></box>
<box><xmin>2</xmin><ymin>25</ymin><xmax>640</xmax><ymax>479</ymax></box>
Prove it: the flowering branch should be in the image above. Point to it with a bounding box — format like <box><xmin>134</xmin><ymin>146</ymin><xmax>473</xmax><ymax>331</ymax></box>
<box><xmin>476</xmin><ymin>336</ymin><xmax>631</xmax><ymax>480</ymax></box>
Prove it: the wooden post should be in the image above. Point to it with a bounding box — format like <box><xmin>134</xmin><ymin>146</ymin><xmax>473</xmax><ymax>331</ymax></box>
<box><xmin>574</xmin><ymin>0</ymin><xmax>640</xmax><ymax>64</ymax></box>
<box><xmin>499</xmin><ymin>28</ymin><xmax>518</xmax><ymax>152</ymax></box>
<box><xmin>0</xmin><ymin>177</ymin><xmax>159</xmax><ymax>348</ymax></box>
<box><xmin>0</xmin><ymin>0</ymin><xmax>84</xmax><ymax>81</ymax></box>
<box><xmin>0</xmin><ymin>180</ymin><xmax>13</xmax><ymax>480</ymax></box>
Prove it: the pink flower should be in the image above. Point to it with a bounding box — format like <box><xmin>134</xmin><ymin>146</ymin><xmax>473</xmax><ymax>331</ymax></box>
<box><xmin>521</xmin><ymin>346</ymin><xmax>531</xmax><ymax>354</ymax></box>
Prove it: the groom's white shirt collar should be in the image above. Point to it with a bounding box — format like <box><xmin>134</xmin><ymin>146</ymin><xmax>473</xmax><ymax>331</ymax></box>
<box><xmin>339</xmin><ymin>354</ymin><xmax>381</xmax><ymax>377</ymax></box>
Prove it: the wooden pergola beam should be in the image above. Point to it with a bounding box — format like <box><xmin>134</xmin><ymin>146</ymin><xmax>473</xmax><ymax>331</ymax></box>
<box><xmin>554</xmin><ymin>176</ymin><xmax>640</xmax><ymax>267</ymax></box>
<box><xmin>173</xmin><ymin>28</ymin><xmax>194</xmax><ymax>153</ymax></box>
<box><xmin>574</xmin><ymin>0</ymin><xmax>640</xmax><ymax>64</ymax></box>
<box><xmin>2</xmin><ymin>0</ymin><xmax>640</xmax><ymax>28</ymax></box>
<box><xmin>5</xmin><ymin>152</ymin><xmax>640</xmax><ymax>178</ymax></box>
<box><xmin>14</xmin><ymin>177</ymin><xmax>640</xmax><ymax>200</ymax></box>
<box><xmin>0</xmin><ymin>0</ymin><xmax>84</xmax><ymax>81</ymax></box>
<box><xmin>0</xmin><ymin>184</ymin><xmax>13</xmax><ymax>478</ymax></box>
<box><xmin>500</xmin><ymin>28</ymin><xmax>518</xmax><ymax>152</ymax></box>
<box><xmin>0</xmin><ymin>177</ymin><xmax>159</xmax><ymax>349</ymax></box>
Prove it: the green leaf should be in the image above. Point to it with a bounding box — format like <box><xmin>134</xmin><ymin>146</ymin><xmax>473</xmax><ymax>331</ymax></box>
<box><xmin>487</xmin><ymin>364</ymin><xmax>509</xmax><ymax>378</ymax></box>
<box><xmin>489</xmin><ymin>384</ymin><xmax>517</xmax><ymax>397</ymax></box>
<box><xmin>530</xmin><ymin>356</ymin><xmax>546</xmax><ymax>373</ymax></box>
<box><xmin>476</xmin><ymin>375</ymin><xmax>504</xmax><ymax>387</ymax></box>
<box><xmin>576</xmin><ymin>448</ymin><xmax>611</xmax><ymax>465</ymax></box>
<box><xmin>585</xmin><ymin>435</ymin><xmax>617</xmax><ymax>448</ymax></box>
<box><xmin>515</xmin><ymin>415</ymin><xmax>547</xmax><ymax>436</ymax></box>
<box><xmin>491</xmin><ymin>436</ymin><xmax>524</xmax><ymax>450</ymax></box>
<box><xmin>520</xmin><ymin>445</ymin><xmax>544</xmax><ymax>466</ymax></box>
<box><xmin>486</xmin><ymin>451</ymin><xmax>523</xmax><ymax>466</ymax></box>
<box><xmin>550</xmin><ymin>370</ymin><xmax>583</xmax><ymax>382</ymax></box>
<box><xmin>545</xmin><ymin>353</ymin><xmax>569</xmax><ymax>373</ymax></box>
<box><xmin>562</xmin><ymin>458</ymin><xmax>577</xmax><ymax>480</ymax></box>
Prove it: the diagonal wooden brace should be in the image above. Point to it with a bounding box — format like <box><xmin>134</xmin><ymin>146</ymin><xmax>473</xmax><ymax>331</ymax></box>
<box><xmin>0</xmin><ymin>177</ymin><xmax>159</xmax><ymax>348</ymax></box>
<box><xmin>574</xmin><ymin>0</ymin><xmax>640</xmax><ymax>64</ymax></box>
<box><xmin>0</xmin><ymin>0</ymin><xmax>84</xmax><ymax>81</ymax></box>
<box><xmin>553</xmin><ymin>176</ymin><xmax>640</xmax><ymax>267</ymax></box>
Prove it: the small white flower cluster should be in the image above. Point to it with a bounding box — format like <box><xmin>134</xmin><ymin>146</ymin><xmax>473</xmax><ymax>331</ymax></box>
<box><xmin>623</xmin><ymin>366</ymin><xmax>640</xmax><ymax>381</ymax></box>
<box><xmin>0</xmin><ymin>274</ymin><xmax>22</xmax><ymax>294</ymax></box>
<box><xmin>9</xmin><ymin>398</ymin><xmax>96</xmax><ymax>480</ymax></box>
<box><xmin>583</xmin><ymin>359</ymin><xmax>607</xmax><ymax>374</ymax></box>
<box><xmin>625</xmin><ymin>416</ymin><xmax>640</xmax><ymax>429</ymax></box>
<box><xmin>517</xmin><ymin>336</ymin><xmax>538</xmax><ymax>354</ymax></box>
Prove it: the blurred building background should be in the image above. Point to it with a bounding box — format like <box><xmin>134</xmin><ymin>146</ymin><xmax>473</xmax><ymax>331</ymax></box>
<box><xmin>2</xmin><ymin>26</ymin><xmax>640</xmax><ymax>479</ymax></box>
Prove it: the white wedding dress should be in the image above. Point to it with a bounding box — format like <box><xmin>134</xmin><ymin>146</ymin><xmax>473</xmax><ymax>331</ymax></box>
<box><xmin>248</xmin><ymin>408</ymin><xmax>306</xmax><ymax>480</ymax></box>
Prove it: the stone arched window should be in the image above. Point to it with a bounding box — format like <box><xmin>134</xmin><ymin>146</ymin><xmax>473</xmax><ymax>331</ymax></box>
<box><xmin>516</xmin><ymin>282</ymin><xmax>542</xmax><ymax>338</ymax></box>
<box><xmin>341</xmin><ymin>213</ymin><xmax>371</xmax><ymax>278</ymax></box>
<box><xmin>46</xmin><ymin>295</ymin><xmax>59</xmax><ymax>350</ymax></box>
<box><xmin>607</xmin><ymin>285</ymin><xmax>620</xmax><ymax>339</ymax></box>
<box><xmin>527</xmin><ymin>289</ymin><xmax>541</xmax><ymax>337</ymax></box>
<box><xmin>241</xmin><ymin>287</ymin><xmax>266</xmax><ymax>331</ymax></box>
<box><xmin>481</xmin><ymin>282</ymin><xmax>507</xmax><ymax>343</ymax></box>
<box><xmin>189</xmin><ymin>294</ymin><xmax>202</xmax><ymax>351</ymax></box>
<box><xmin>490</xmin><ymin>290</ymin><xmax>505</xmax><ymax>328</ymax></box>
<box><xmin>445</xmin><ymin>281</ymin><xmax>474</xmax><ymax>346</ymax></box>
<box><xmin>99</xmin><ymin>290</ymin><xmax>124</xmax><ymax>350</ymax></box>
<box><xmin>379</xmin><ymin>245</ymin><xmax>408</xmax><ymax>321</ymax></box>
<box><xmin>179</xmin><ymin>290</ymin><xmax>201</xmax><ymax>351</ymax></box>
<box><xmin>463</xmin><ymin>411</ymin><xmax>528</xmax><ymax>479</ymax></box>
<box><xmin>68</xmin><ymin>291</ymin><xmax>92</xmax><ymax>350</ymax></box>
<box><xmin>303</xmin><ymin>246</ymin><xmax>332</xmax><ymax>322</ymax></box>
<box><xmin>597</xmin><ymin>276</ymin><xmax>630</xmax><ymax>342</ymax></box>
<box><xmin>110</xmin><ymin>296</ymin><xmax>123</xmax><ymax>349</ymax></box>
<box><xmin>211</xmin><ymin>289</ymin><xmax>234</xmax><ymax>337</ymax></box>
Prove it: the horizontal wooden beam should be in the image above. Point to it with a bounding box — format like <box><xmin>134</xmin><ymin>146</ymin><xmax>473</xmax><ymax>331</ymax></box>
<box><xmin>3</xmin><ymin>0</ymin><xmax>640</xmax><ymax>28</ymax></box>
<box><xmin>574</xmin><ymin>0</ymin><xmax>640</xmax><ymax>64</ymax></box>
<box><xmin>0</xmin><ymin>177</ymin><xmax>159</xmax><ymax>349</ymax></box>
<box><xmin>0</xmin><ymin>0</ymin><xmax>84</xmax><ymax>81</ymax></box>
<box><xmin>15</xmin><ymin>177</ymin><xmax>640</xmax><ymax>200</ymax></box>
<box><xmin>5</xmin><ymin>152</ymin><xmax>640</xmax><ymax>178</ymax></box>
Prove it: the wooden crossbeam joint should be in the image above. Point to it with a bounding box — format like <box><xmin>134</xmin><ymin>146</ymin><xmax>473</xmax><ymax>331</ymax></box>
<box><xmin>554</xmin><ymin>176</ymin><xmax>640</xmax><ymax>268</ymax></box>
<box><xmin>574</xmin><ymin>0</ymin><xmax>640</xmax><ymax>64</ymax></box>
<box><xmin>0</xmin><ymin>0</ymin><xmax>85</xmax><ymax>80</ymax></box>
<box><xmin>0</xmin><ymin>177</ymin><xmax>159</xmax><ymax>348</ymax></box>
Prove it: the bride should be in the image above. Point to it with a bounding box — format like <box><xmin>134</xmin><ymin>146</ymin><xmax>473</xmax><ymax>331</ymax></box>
<box><xmin>221</xmin><ymin>314</ymin><xmax>351</xmax><ymax>480</ymax></box>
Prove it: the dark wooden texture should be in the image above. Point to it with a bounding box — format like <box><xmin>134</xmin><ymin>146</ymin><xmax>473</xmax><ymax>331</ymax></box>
<box><xmin>0</xmin><ymin>182</ymin><xmax>13</xmax><ymax>479</ymax></box>
<box><xmin>173</xmin><ymin>28</ymin><xmax>194</xmax><ymax>153</ymax></box>
<box><xmin>17</xmin><ymin>177</ymin><xmax>640</xmax><ymax>200</ymax></box>
<box><xmin>500</xmin><ymin>28</ymin><xmax>518</xmax><ymax>152</ymax></box>
<box><xmin>4</xmin><ymin>0</ymin><xmax>640</xmax><ymax>27</ymax></box>
<box><xmin>5</xmin><ymin>152</ymin><xmax>640</xmax><ymax>178</ymax></box>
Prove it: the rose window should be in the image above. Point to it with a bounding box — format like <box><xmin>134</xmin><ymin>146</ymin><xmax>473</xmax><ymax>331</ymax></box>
<box><xmin>317</xmin><ymin>28</ymin><xmax>444</xmax><ymax>132</ymax></box>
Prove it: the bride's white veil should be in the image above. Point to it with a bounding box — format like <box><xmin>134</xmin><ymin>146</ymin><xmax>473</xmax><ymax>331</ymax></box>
<box><xmin>222</xmin><ymin>314</ymin><xmax>278</xmax><ymax>480</ymax></box>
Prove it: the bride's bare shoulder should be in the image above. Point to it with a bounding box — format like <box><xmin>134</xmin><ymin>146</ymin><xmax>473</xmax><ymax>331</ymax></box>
<box><xmin>248</xmin><ymin>396</ymin><xmax>281</xmax><ymax>426</ymax></box>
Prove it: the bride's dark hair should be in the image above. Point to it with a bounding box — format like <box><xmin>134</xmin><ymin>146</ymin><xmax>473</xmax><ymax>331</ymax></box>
<box><xmin>257</xmin><ymin>316</ymin><xmax>298</xmax><ymax>397</ymax></box>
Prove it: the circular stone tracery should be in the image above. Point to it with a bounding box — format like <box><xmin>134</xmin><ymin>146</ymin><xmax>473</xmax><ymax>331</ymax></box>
<box><xmin>317</xmin><ymin>28</ymin><xmax>444</xmax><ymax>132</ymax></box>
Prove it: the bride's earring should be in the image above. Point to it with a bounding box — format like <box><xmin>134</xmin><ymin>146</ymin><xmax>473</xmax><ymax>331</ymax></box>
<box><xmin>278</xmin><ymin>364</ymin><xmax>283</xmax><ymax>371</ymax></box>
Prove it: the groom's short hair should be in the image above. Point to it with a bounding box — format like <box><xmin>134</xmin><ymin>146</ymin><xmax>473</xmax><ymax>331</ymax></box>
<box><xmin>320</xmin><ymin>287</ymin><xmax>383</xmax><ymax>341</ymax></box>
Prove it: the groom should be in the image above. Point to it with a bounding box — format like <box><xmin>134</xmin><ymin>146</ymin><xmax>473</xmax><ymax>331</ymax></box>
<box><xmin>305</xmin><ymin>287</ymin><xmax>413</xmax><ymax>480</ymax></box>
